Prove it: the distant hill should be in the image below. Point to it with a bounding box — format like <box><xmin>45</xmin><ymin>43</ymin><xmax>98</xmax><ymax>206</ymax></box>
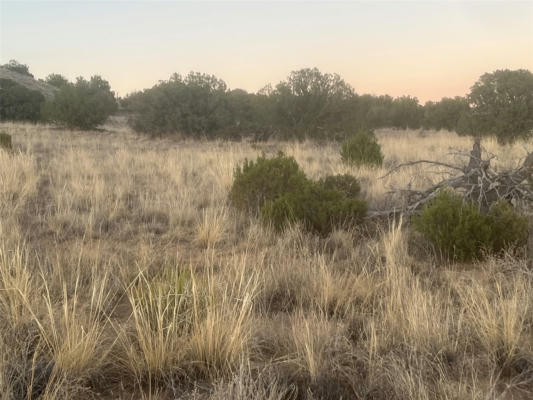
<box><xmin>0</xmin><ymin>66</ymin><xmax>57</xmax><ymax>99</ymax></box>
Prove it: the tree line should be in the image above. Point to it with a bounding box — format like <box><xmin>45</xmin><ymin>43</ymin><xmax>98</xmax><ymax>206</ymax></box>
<box><xmin>1</xmin><ymin>60</ymin><xmax>532</xmax><ymax>143</ymax></box>
<box><xmin>1</xmin><ymin>60</ymin><xmax>117</xmax><ymax>130</ymax></box>
<box><xmin>123</xmin><ymin>69</ymin><xmax>459</xmax><ymax>140</ymax></box>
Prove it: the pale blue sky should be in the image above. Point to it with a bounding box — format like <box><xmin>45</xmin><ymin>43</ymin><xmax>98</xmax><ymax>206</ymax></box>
<box><xmin>1</xmin><ymin>1</ymin><xmax>532</xmax><ymax>101</ymax></box>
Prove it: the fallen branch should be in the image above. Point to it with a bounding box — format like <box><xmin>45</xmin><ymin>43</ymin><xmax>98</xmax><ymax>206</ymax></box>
<box><xmin>379</xmin><ymin>160</ymin><xmax>465</xmax><ymax>179</ymax></box>
<box><xmin>369</xmin><ymin>139</ymin><xmax>533</xmax><ymax>218</ymax></box>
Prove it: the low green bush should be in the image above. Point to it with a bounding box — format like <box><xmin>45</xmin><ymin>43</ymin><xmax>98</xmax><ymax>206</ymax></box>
<box><xmin>260</xmin><ymin>193</ymin><xmax>302</xmax><ymax>231</ymax></box>
<box><xmin>414</xmin><ymin>190</ymin><xmax>491</xmax><ymax>261</ymax></box>
<box><xmin>487</xmin><ymin>200</ymin><xmax>529</xmax><ymax>253</ymax></box>
<box><xmin>230</xmin><ymin>154</ymin><xmax>368</xmax><ymax>235</ymax></box>
<box><xmin>317</xmin><ymin>174</ymin><xmax>361</xmax><ymax>199</ymax></box>
<box><xmin>261</xmin><ymin>177</ymin><xmax>367</xmax><ymax>235</ymax></box>
<box><xmin>341</xmin><ymin>130</ymin><xmax>384</xmax><ymax>167</ymax></box>
<box><xmin>414</xmin><ymin>189</ymin><xmax>528</xmax><ymax>261</ymax></box>
<box><xmin>0</xmin><ymin>131</ymin><xmax>12</xmax><ymax>151</ymax></box>
<box><xmin>229</xmin><ymin>152</ymin><xmax>308</xmax><ymax>213</ymax></box>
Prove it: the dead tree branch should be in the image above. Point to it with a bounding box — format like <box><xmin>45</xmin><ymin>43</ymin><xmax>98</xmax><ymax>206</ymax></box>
<box><xmin>369</xmin><ymin>139</ymin><xmax>533</xmax><ymax>218</ymax></box>
<box><xmin>379</xmin><ymin>160</ymin><xmax>465</xmax><ymax>179</ymax></box>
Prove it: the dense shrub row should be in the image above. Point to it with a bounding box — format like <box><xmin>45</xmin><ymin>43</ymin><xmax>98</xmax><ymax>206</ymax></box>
<box><xmin>229</xmin><ymin>153</ymin><xmax>367</xmax><ymax>235</ymax></box>
<box><xmin>125</xmin><ymin>68</ymin><xmax>533</xmax><ymax>143</ymax></box>
<box><xmin>124</xmin><ymin>69</ymin><xmax>427</xmax><ymax>140</ymax></box>
<box><xmin>123</xmin><ymin>72</ymin><xmax>245</xmax><ymax>139</ymax></box>
<box><xmin>422</xmin><ymin>97</ymin><xmax>469</xmax><ymax>132</ymax></box>
<box><xmin>2</xmin><ymin>60</ymin><xmax>532</xmax><ymax>143</ymax></box>
<box><xmin>0</xmin><ymin>61</ymin><xmax>117</xmax><ymax>129</ymax></box>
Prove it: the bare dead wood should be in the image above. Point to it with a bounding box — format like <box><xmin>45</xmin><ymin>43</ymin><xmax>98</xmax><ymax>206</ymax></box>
<box><xmin>467</xmin><ymin>137</ymin><xmax>482</xmax><ymax>171</ymax></box>
<box><xmin>379</xmin><ymin>160</ymin><xmax>465</xmax><ymax>179</ymax></box>
<box><xmin>369</xmin><ymin>140</ymin><xmax>533</xmax><ymax>219</ymax></box>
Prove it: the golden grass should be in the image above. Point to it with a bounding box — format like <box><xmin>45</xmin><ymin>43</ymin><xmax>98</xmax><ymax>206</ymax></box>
<box><xmin>121</xmin><ymin>267</ymin><xmax>191</xmax><ymax>383</ymax></box>
<box><xmin>0</xmin><ymin>245</ymin><xmax>33</xmax><ymax>327</ymax></box>
<box><xmin>458</xmin><ymin>274</ymin><xmax>531</xmax><ymax>367</ymax></box>
<box><xmin>1</xmin><ymin>121</ymin><xmax>533</xmax><ymax>399</ymax></box>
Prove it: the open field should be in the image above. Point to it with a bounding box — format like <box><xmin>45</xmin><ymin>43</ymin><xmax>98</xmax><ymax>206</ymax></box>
<box><xmin>1</xmin><ymin>121</ymin><xmax>533</xmax><ymax>399</ymax></box>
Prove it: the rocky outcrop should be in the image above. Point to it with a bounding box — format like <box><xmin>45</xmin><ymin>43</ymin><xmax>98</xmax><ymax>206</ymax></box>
<box><xmin>0</xmin><ymin>67</ymin><xmax>57</xmax><ymax>99</ymax></box>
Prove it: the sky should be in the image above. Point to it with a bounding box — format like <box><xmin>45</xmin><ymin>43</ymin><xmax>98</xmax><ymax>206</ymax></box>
<box><xmin>1</xmin><ymin>1</ymin><xmax>532</xmax><ymax>102</ymax></box>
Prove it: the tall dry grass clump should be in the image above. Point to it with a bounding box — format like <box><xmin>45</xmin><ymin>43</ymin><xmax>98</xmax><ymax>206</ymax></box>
<box><xmin>120</xmin><ymin>267</ymin><xmax>193</xmax><ymax>384</ymax></box>
<box><xmin>456</xmin><ymin>264</ymin><xmax>532</xmax><ymax>369</ymax></box>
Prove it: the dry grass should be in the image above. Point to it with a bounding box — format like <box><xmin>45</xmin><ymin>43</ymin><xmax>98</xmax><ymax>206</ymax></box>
<box><xmin>1</xmin><ymin>121</ymin><xmax>533</xmax><ymax>399</ymax></box>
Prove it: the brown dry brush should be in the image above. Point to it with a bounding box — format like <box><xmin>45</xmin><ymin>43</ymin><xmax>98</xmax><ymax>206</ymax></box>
<box><xmin>371</xmin><ymin>138</ymin><xmax>533</xmax><ymax>218</ymax></box>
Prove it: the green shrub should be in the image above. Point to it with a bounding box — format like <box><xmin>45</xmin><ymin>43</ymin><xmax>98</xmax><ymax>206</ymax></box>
<box><xmin>341</xmin><ymin>130</ymin><xmax>384</xmax><ymax>167</ymax></box>
<box><xmin>261</xmin><ymin>179</ymin><xmax>367</xmax><ymax>235</ymax></box>
<box><xmin>463</xmin><ymin>69</ymin><xmax>533</xmax><ymax>144</ymax></box>
<box><xmin>229</xmin><ymin>152</ymin><xmax>308</xmax><ymax>213</ymax></box>
<box><xmin>487</xmin><ymin>200</ymin><xmax>529</xmax><ymax>253</ymax></box>
<box><xmin>0</xmin><ymin>78</ymin><xmax>45</xmax><ymax>122</ymax></box>
<box><xmin>414</xmin><ymin>190</ymin><xmax>490</xmax><ymax>261</ymax></box>
<box><xmin>0</xmin><ymin>132</ymin><xmax>12</xmax><ymax>151</ymax></box>
<box><xmin>42</xmin><ymin>75</ymin><xmax>117</xmax><ymax>130</ymax></box>
<box><xmin>230</xmin><ymin>154</ymin><xmax>367</xmax><ymax>234</ymax></box>
<box><xmin>260</xmin><ymin>193</ymin><xmax>302</xmax><ymax>231</ymax></box>
<box><xmin>414</xmin><ymin>190</ymin><xmax>528</xmax><ymax>261</ymax></box>
<box><xmin>317</xmin><ymin>174</ymin><xmax>362</xmax><ymax>199</ymax></box>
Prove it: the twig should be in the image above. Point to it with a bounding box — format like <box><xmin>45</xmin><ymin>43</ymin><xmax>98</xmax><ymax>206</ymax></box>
<box><xmin>379</xmin><ymin>160</ymin><xmax>465</xmax><ymax>179</ymax></box>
